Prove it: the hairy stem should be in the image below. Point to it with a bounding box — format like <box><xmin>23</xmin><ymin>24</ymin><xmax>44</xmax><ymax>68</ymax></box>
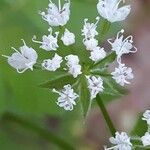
<box><xmin>2</xmin><ymin>112</ymin><xmax>75</xmax><ymax>150</ymax></box>
<box><xmin>96</xmin><ymin>94</ymin><xmax>116</xmax><ymax>136</ymax></box>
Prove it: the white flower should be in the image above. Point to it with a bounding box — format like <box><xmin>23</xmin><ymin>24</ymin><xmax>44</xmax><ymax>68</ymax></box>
<box><xmin>108</xmin><ymin>29</ymin><xmax>137</xmax><ymax>63</ymax></box>
<box><xmin>97</xmin><ymin>0</ymin><xmax>131</xmax><ymax>23</ymax></box>
<box><xmin>40</xmin><ymin>0</ymin><xmax>70</xmax><ymax>26</ymax></box>
<box><xmin>83</xmin><ymin>38</ymin><xmax>98</xmax><ymax>51</ymax></box>
<box><xmin>104</xmin><ymin>132</ymin><xmax>132</xmax><ymax>150</ymax></box>
<box><xmin>65</xmin><ymin>54</ymin><xmax>80</xmax><ymax>65</ymax></box>
<box><xmin>82</xmin><ymin>17</ymin><xmax>100</xmax><ymax>39</ymax></box>
<box><xmin>111</xmin><ymin>63</ymin><xmax>134</xmax><ymax>86</ymax></box>
<box><xmin>32</xmin><ymin>27</ymin><xmax>59</xmax><ymax>51</ymax></box>
<box><xmin>42</xmin><ymin>54</ymin><xmax>63</xmax><ymax>71</ymax></box>
<box><xmin>2</xmin><ymin>39</ymin><xmax>38</xmax><ymax>73</ymax></box>
<box><xmin>52</xmin><ymin>84</ymin><xmax>79</xmax><ymax>111</ymax></box>
<box><xmin>141</xmin><ymin>132</ymin><xmax>150</xmax><ymax>147</ymax></box>
<box><xmin>61</xmin><ymin>29</ymin><xmax>75</xmax><ymax>46</ymax></box>
<box><xmin>86</xmin><ymin>76</ymin><xmax>104</xmax><ymax>99</ymax></box>
<box><xmin>90</xmin><ymin>47</ymin><xmax>106</xmax><ymax>62</ymax></box>
<box><xmin>142</xmin><ymin>110</ymin><xmax>150</xmax><ymax>126</ymax></box>
<box><xmin>65</xmin><ymin>55</ymin><xmax>82</xmax><ymax>78</ymax></box>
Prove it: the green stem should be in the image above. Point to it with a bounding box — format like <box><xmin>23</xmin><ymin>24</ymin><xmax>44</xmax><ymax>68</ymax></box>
<box><xmin>2</xmin><ymin>112</ymin><xmax>75</xmax><ymax>150</ymax></box>
<box><xmin>96</xmin><ymin>94</ymin><xmax>116</xmax><ymax>136</ymax></box>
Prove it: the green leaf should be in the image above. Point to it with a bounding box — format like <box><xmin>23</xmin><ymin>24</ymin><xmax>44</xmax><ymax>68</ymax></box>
<box><xmin>78</xmin><ymin>75</ymin><xmax>91</xmax><ymax>118</ymax></box>
<box><xmin>39</xmin><ymin>72</ymin><xmax>76</xmax><ymax>90</ymax></box>
<box><xmin>131</xmin><ymin>115</ymin><xmax>147</xmax><ymax>136</ymax></box>
<box><xmin>100</xmin><ymin>19</ymin><xmax>111</xmax><ymax>35</ymax></box>
<box><xmin>90</xmin><ymin>52</ymin><xmax>117</xmax><ymax>71</ymax></box>
<box><xmin>100</xmin><ymin>77</ymin><xmax>128</xmax><ymax>103</ymax></box>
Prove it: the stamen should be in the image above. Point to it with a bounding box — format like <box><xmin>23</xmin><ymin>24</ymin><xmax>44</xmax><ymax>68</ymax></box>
<box><xmin>58</xmin><ymin>0</ymin><xmax>61</xmax><ymax>12</ymax></box>
<box><xmin>124</xmin><ymin>35</ymin><xmax>133</xmax><ymax>43</ymax></box>
<box><xmin>52</xmin><ymin>88</ymin><xmax>60</xmax><ymax>95</ymax></box>
<box><xmin>48</xmin><ymin>27</ymin><xmax>53</xmax><ymax>34</ymax></box>
<box><xmin>107</xmin><ymin>38</ymin><xmax>113</xmax><ymax>44</ymax></box>
<box><xmin>84</xmin><ymin>18</ymin><xmax>88</xmax><ymax>25</ymax></box>
<box><xmin>130</xmin><ymin>46</ymin><xmax>137</xmax><ymax>53</ymax></box>
<box><xmin>11</xmin><ymin>47</ymin><xmax>21</xmax><ymax>54</ymax></box>
<box><xmin>115</xmin><ymin>0</ymin><xmax>123</xmax><ymax>8</ymax></box>
<box><xmin>94</xmin><ymin>16</ymin><xmax>100</xmax><ymax>27</ymax></box>
<box><xmin>21</xmin><ymin>39</ymin><xmax>27</xmax><ymax>46</ymax></box>
<box><xmin>116</xmin><ymin>29</ymin><xmax>124</xmax><ymax>39</ymax></box>
<box><xmin>2</xmin><ymin>55</ymin><xmax>9</xmax><ymax>58</ymax></box>
<box><xmin>55</xmin><ymin>32</ymin><xmax>59</xmax><ymax>38</ymax></box>
<box><xmin>32</xmin><ymin>36</ymin><xmax>43</xmax><ymax>44</ymax></box>
<box><xmin>17</xmin><ymin>68</ymin><xmax>28</xmax><ymax>74</ymax></box>
<box><xmin>104</xmin><ymin>145</ymin><xmax>119</xmax><ymax>150</ymax></box>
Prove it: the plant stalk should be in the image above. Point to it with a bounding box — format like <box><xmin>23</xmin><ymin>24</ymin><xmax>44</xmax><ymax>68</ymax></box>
<box><xmin>96</xmin><ymin>94</ymin><xmax>116</xmax><ymax>136</ymax></box>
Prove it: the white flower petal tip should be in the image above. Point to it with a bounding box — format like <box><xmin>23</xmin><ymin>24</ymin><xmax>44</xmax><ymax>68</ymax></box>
<box><xmin>2</xmin><ymin>40</ymin><xmax>38</xmax><ymax>73</ymax></box>
<box><xmin>82</xmin><ymin>16</ymin><xmax>100</xmax><ymax>40</ymax></box>
<box><xmin>90</xmin><ymin>47</ymin><xmax>106</xmax><ymax>62</ymax></box>
<box><xmin>105</xmin><ymin>132</ymin><xmax>132</xmax><ymax>150</ymax></box>
<box><xmin>61</xmin><ymin>29</ymin><xmax>75</xmax><ymax>46</ymax></box>
<box><xmin>142</xmin><ymin>110</ymin><xmax>150</xmax><ymax>126</ymax></box>
<box><xmin>111</xmin><ymin>63</ymin><xmax>134</xmax><ymax>86</ymax></box>
<box><xmin>40</xmin><ymin>0</ymin><xmax>70</xmax><ymax>26</ymax></box>
<box><xmin>65</xmin><ymin>55</ymin><xmax>82</xmax><ymax>78</ymax></box>
<box><xmin>97</xmin><ymin>0</ymin><xmax>131</xmax><ymax>23</ymax></box>
<box><xmin>32</xmin><ymin>27</ymin><xmax>59</xmax><ymax>51</ymax></box>
<box><xmin>52</xmin><ymin>84</ymin><xmax>79</xmax><ymax>111</ymax></box>
<box><xmin>141</xmin><ymin>132</ymin><xmax>150</xmax><ymax>147</ymax></box>
<box><xmin>42</xmin><ymin>53</ymin><xmax>63</xmax><ymax>71</ymax></box>
<box><xmin>86</xmin><ymin>76</ymin><xmax>104</xmax><ymax>100</ymax></box>
<box><xmin>108</xmin><ymin>29</ymin><xmax>137</xmax><ymax>63</ymax></box>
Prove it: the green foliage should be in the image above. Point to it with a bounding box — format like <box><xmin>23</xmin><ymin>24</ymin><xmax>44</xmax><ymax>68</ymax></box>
<box><xmin>78</xmin><ymin>75</ymin><xmax>91</xmax><ymax>118</ymax></box>
<box><xmin>131</xmin><ymin>115</ymin><xmax>147</xmax><ymax>137</ymax></box>
<box><xmin>0</xmin><ymin>0</ymin><xmax>127</xmax><ymax>149</ymax></box>
<box><xmin>39</xmin><ymin>72</ymin><xmax>77</xmax><ymax>90</ymax></box>
<box><xmin>91</xmin><ymin>52</ymin><xmax>117</xmax><ymax>71</ymax></box>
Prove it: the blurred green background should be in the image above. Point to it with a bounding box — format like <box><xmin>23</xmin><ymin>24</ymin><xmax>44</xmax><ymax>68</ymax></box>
<box><xmin>0</xmin><ymin>0</ymin><xmax>149</xmax><ymax>150</ymax></box>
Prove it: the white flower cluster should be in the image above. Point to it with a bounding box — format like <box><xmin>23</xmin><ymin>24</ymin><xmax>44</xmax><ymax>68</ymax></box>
<box><xmin>3</xmin><ymin>0</ymin><xmax>136</xmax><ymax>111</ymax></box>
<box><xmin>86</xmin><ymin>76</ymin><xmax>104</xmax><ymax>100</ymax></box>
<box><xmin>104</xmin><ymin>132</ymin><xmax>132</xmax><ymax>150</ymax></box>
<box><xmin>110</xmin><ymin>29</ymin><xmax>137</xmax><ymax>86</ymax></box>
<box><xmin>82</xmin><ymin>17</ymin><xmax>106</xmax><ymax>62</ymax></box>
<box><xmin>52</xmin><ymin>84</ymin><xmax>78</xmax><ymax>111</ymax></box>
<box><xmin>105</xmin><ymin>110</ymin><xmax>150</xmax><ymax>149</ymax></box>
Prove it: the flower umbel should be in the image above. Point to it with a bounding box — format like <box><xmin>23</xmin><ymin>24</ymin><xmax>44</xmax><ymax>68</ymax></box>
<box><xmin>97</xmin><ymin>0</ymin><xmax>131</xmax><ymax>23</ymax></box>
<box><xmin>2</xmin><ymin>39</ymin><xmax>38</xmax><ymax>73</ymax></box>
<box><xmin>3</xmin><ymin>0</ymin><xmax>137</xmax><ymax>115</ymax></box>
<box><xmin>53</xmin><ymin>84</ymin><xmax>79</xmax><ymax>111</ymax></box>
